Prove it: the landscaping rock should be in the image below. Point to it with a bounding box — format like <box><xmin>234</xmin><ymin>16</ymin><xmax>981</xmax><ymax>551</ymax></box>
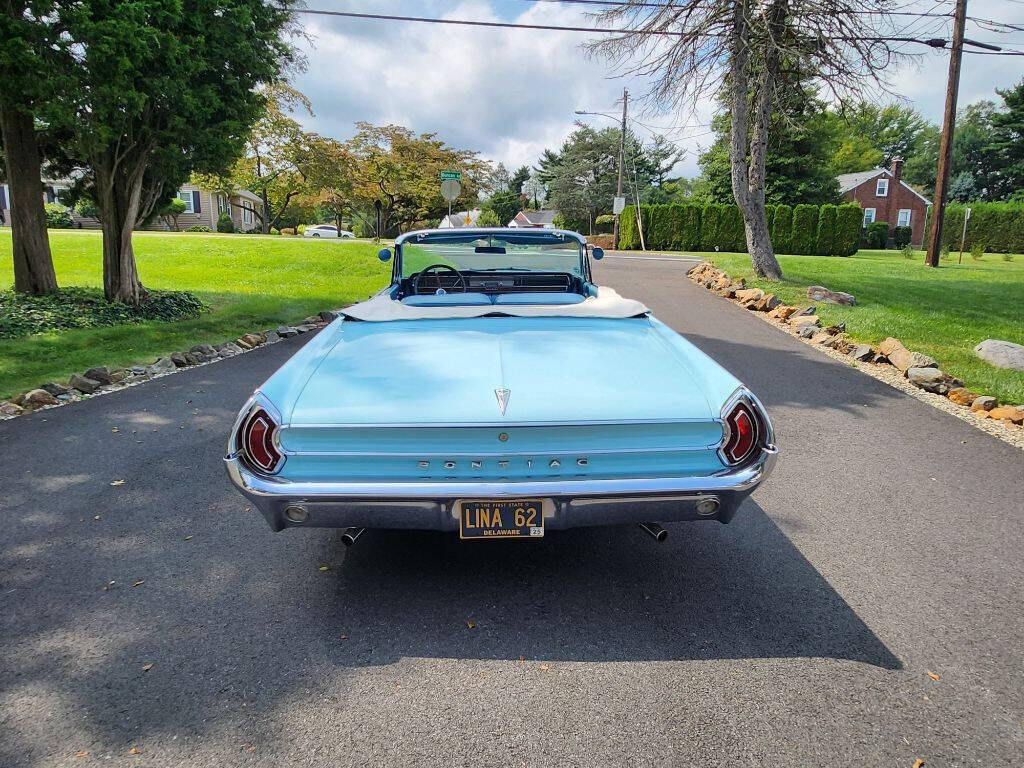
<box><xmin>24</xmin><ymin>388</ymin><xmax>58</xmax><ymax>407</ymax></box>
<box><xmin>795</xmin><ymin>306</ymin><xmax>817</xmax><ymax>317</ymax></box>
<box><xmin>69</xmin><ymin>374</ymin><xmax>102</xmax><ymax>394</ymax></box>
<box><xmin>850</xmin><ymin>345</ymin><xmax>873</xmax><ymax>362</ymax></box>
<box><xmin>184</xmin><ymin>353</ymin><xmax>201</xmax><ymax>366</ymax></box>
<box><xmin>734</xmin><ymin>288</ymin><xmax>764</xmax><ymax>303</ymax></box>
<box><xmin>807</xmin><ymin>285</ymin><xmax>856</xmax><ymax>306</ymax></box>
<box><xmin>791</xmin><ymin>315</ymin><xmax>821</xmax><ymax>330</ymax></box>
<box><xmin>907</xmin><ymin>367</ymin><xmax>958</xmax><ymax>394</ymax></box>
<box><xmin>947</xmin><ymin>387</ymin><xmax>979</xmax><ymax>406</ymax></box>
<box><xmin>0</xmin><ymin>401</ymin><xmax>25</xmax><ymax>417</ymax></box>
<box><xmin>215</xmin><ymin>341</ymin><xmax>245</xmax><ymax>356</ymax></box>
<box><xmin>235</xmin><ymin>338</ymin><xmax>254</xmax><ymax>351</ymax></box>
<box><xmin>970</xmin><ymin>396</ymin><xmax>998</xmax><ymax>412</ymax></box>
<box><xmin>84</xmin><ymin>366</ymin><xmax>113</xmax><ymax>385</ymax></box>
<box><xmin>41</xmin><ymin>381</ymin><xmax>70</xmax><ymax>396</ymax></box>
<box><xmin>768</xmin><ymin>305</ymin><xmax>798</xmax><ymax>321</ymax></box>
<box><xmin>878</xmin><ymin>337</ymin><xmax>937</xmax><ymax>373</ymax></box>
<box><xmin>797</xmin><ymin>325</ymin><xmax>817</xmax><ymax>339</ymax></box>
<box><xmin>319</xmin><ymin>310</ymin><xmax>339</xmax><ymax>323</ymax></box>
<box><xmin>751</xmin><ymin>293</ymin><xmax>781</xmax><ymax>312</ymax></box>
<box><xmin>825</xmin><ymin>323</ymin><xmax>846</xmax><ymax>335</ymax></box>
<box><xmin>810</xmin><ymin>330</ymin><xmax>835</xmax><ymax>345</ymax></box>
<box><xmin>304</xmin><ymin>315</ymin><xmax>320</xmax><ymax>325</ymax></box>
<box><xmin>108</xmin><ymin>369</ymin><xmax>128</xmax><ymax>383</ymax></box>
<box><xmin>130</xmin><ymin>365</ymin><xmax>147</xmax><ymax>375</ymax></box>
<box><xmin>986</xmin><ymin>405</ymin><xmax>1024</xmax><ymax>424</ymax></box>
<box><xmin>170</xmin><ymin>352</ymin><xmax>189</xmax><ymax>368</ymax></box>
<box><xmin>277</xmin><ymin>326</ymin><xmax>298</xmax><ymax>338</ymax></box>
<box><xmin>827</xmin><ymin>335</ymin><xmax>854</xmax><ymax>354</ymax></box>
<box><xmin>190</xmin><ymin>344</ymin><xmax>218</xmax><ymax>357</ymax></box>
<box><xmin>973</xmin><ymin>339</ymin><xmax>1024</xmax><ymax>372</ymax></box>
<box><xmin>241</xmin><ymin>333</ymin><xmax>265</xmax><ymax>347</ymax></box>
<box><xmin>263</xmin><ymin>330</ymin><xmax>281</xmax><ymax>343</ymax></box>
<box><xmin>148</xmin><ymin>357</ymin><xmax>177</xmax><ymax>375</ymax></box>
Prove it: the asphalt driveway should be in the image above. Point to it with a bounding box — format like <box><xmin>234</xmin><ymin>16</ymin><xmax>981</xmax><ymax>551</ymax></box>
<box><xmin>1</xmin><ymin>256</ymin><xmax>1021</xmax><ymax>766</ymax></box>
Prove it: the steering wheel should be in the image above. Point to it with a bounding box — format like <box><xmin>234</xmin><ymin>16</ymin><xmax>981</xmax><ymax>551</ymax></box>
<box><xmin>412</xmin><ymin>263</ymin><xmax>468</xmax><ymax>294</ymax></box>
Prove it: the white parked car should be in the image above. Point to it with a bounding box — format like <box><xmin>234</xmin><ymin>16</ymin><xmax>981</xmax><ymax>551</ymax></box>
<box><xmin>304</xmin><ymin>224</ymin><xmax>354</xmax><ymax>239</ymax></box>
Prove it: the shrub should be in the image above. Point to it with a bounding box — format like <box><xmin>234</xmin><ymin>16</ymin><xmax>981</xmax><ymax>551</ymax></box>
<box><xmin>216</xmin><ymin>212</ymin><xmax>235</xmax><ymax>233</ymax></box>
<box><xmin>476</xmin><ymin>209</ymin><xmax>501</xmax><ymax>227</ymax></box>
<box><xmin>700</xmin><ymin>204</ymin><xmax>722</xmax><ymax>251</ymax></box>
<box><xmin>834</xmin><ymin>204</ymin><xmax>862</xmax><ymax>257</ymax></box>
<box><xmin>0</xmin><ymin>287</ymin><xmax>206</xmax><ymax>339</ymax></box>
<box><xmin>815</xmin><ymin>204</ymin><xmax>837</xmax><ymax>255</ymax></box>
<box><xmin>970</xmin><ymin>241</ymin><xmax>985</xmax><ymax>261</ymax></box>
<box><xmin>594</xmin><ymin>213</ymin><xmax>615</xmax><ymax>234</ymax></box>
<box><xmin>619</xmin><ymin>205</ymin><xmax>639</xmax><ymax>249</ymax></box>
<box><xmin>1003</xmin><ymin>253</ymin><xmax>1014</xmax><ymax>262</ymax></box>
<box><xmin>865</xmin><ymin>221</ymin><xmax>889</xmax><ymax>249</ymax></box>
<box><xmin>771</xmin><ymin>205</ymin><xmax>793</xmax><ymax>254</ymax></box>
<box><xmin>159</xmin><ymin>197</ymin><xmax>187</xmax><ymax>230</ymax></box>
<box><xmin>902</xmin><ymin>244</ymin><xmax>915</xmax><ymax>260</ymax></box>
<box><xmin>678</xmin><ymin>204</ymin><xmax>702</xmax><ymax>250</ymax></box>
<box><xmin>647</xmin><ymin>205</ymin><xmax>674</xmax><ymax>249</ymax></box>
<box><xmin>791</xmin><ymin>204</ymin><xmax>819</xmax><ymax>255</ymax></box>
<box><xmin>270</xmin><ymin>227</ymin><xmax>280</xmax><ymax>235</ymax></box>
<box><xmin>75</xmin><ymin>198</ymin><xmax>101</xmax><ymax>221</ymax></box>
<box><xmin>718</xmin><ymin>205</ymin><xmax>745</xmax><ymax>251</ymax></box>
<box><xmin>892</xmin><ymin>226</ymin><xmax>912</xmax><ymax>248</ymax></box>
<box><xmin>44</xmin><ymin>203</ymin><xmax>73</xmax><ymax>229</ymax></box>
<box><xmin>941</xmin><ymin>245</ymin><xmax>951</xmax><ymax>260</ymax></box>
<box><xmin>185</xmin><ymin>225</ymin><xmax>212</xmax><ymax>232</ymax></box>
<box><xmin>297</xmin><ymin>224</ymin><xmax>307</xmax><ymax>235</ymax></box>
<box><xmin>927</xmin><ymin>202</ymin><xmax>1024</xmax><ymax>254</ymax></box>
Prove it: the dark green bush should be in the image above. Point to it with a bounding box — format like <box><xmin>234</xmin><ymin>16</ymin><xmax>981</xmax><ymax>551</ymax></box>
<box><xmin>619</xmin><ymin>204</ymin><xmax>639</xmax><ymax>249</ymax></box>
<box><xmin>0</xmin><ymin>287</ymin><xmax>206</xmax><ymax>339</ymax></box>
<box><xmin>926</xmin><ymin>202</ymin><xmax>1024</xmax><ymax>253</ymax></box>
<box><xmin>791</xmin><ymin>204</ymin><xmax>819</xmax><ymax>255</ymax></box>
<box><xmin>678</xmin><ymin>204</ymin><xmax>702</xmax><ymax>250</ymax></box>
<box><xmin>865</xmin><ymin>221</ymin><xmax>889</xmax><ymax>248</ymax></box>
<box><xmin>834</xmin><ymin>204</ymin><xmax>862</xmax><ymax>256</ymax></box>
<box><xmin>216</xmin><ymin>212</ymin><xmax>235</xmax><ymax>233</ymax></box>
<box><xmin>892</xmin><ymin>226</ymin><xmax>912</xmax><ymax>248</ymax></box>
<box><xmin>815</xmin><ymin>204</ymin><xmax>837</xmax><ymax>255</ymax></box>
<box><xmin>594</xmin><ymin>213</ymin><xmax>615</xmax><ymax>234</ymax></box>
<box><xmin>700</xmin><ymin>204</ymin><xmax>722</xmax><ymax>251</ymax></box>
<box><xmin>771</xmin><ymin>205</ymin><xmax>793</xmax><ymax>253</ymax></box>
<box><xmin>718</xmin><ymin>205</ymin><xmax>745</xmax><ymax>251</ymax></box>
<box><xmin>647</xmin><ymin>205</ymin><xmax>673</xmax><ymax>250</ymax></box>
<box><xmin>44</xmin><ymin>203</ymin><xmax>73</xmax><ymax>229</ymax></box>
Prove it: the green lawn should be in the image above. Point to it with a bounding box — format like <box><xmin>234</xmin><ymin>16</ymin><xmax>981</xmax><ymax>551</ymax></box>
<box><xmin>0</xmin><ymin>229</ymin><xmax>391</xmax><ymax>398</ymax></box>
<box><xmin>697</xmin><ymin>248</ymin><xmax>1024</xmax><ymax>404</ymax></box>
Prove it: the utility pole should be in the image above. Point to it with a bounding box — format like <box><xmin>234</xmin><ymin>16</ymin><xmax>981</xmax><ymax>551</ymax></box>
<box><xmin>613</xmin><ymin>88</ymin><xmax>628</xmax><ymax>250</ymax></box>
<box><xmin>925</xmin><ymin>0</ymin><xmax>967</xmax><ymax>268</ymax></box>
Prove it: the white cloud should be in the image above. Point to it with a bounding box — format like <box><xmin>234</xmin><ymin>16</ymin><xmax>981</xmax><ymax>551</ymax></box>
<box><xmin>290</xmin><ymin>0</ymin><xmax>1024</xmax><ymax>180</ymax></box>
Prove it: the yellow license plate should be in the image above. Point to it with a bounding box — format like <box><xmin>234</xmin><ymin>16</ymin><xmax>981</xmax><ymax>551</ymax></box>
<box><xmin>458</xmin><ymin>499</ymin><xmax>545</xmax><ymax>540</ymax></box>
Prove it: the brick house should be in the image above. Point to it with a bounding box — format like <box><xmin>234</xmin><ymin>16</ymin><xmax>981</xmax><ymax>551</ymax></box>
<box><xmin>0</xmin><ymin>180</ymin><xmax>264</xmax><ymax>232</ymax></box>
<box><xmin>508</xmin><ymin>209</ymin><xmax>558</xmax><ymax>228</ymax></box>
<box><xmin>837</xmin><ymin>159</ymin><xmax>931</xmax><ymax>246</ymax></box>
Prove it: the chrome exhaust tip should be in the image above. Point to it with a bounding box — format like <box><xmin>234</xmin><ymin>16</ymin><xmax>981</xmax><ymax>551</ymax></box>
<box><xmin>638</xmin><ymin>522</ymin><xmax>668</xmax><ymax>542</ymax></box>
<box><xmin>695</xmin><ymin>497</ymin><xmax>721</xmax><ymax>517</ymax></box>
<box><xmin>283</xmin><ymin>504</ymin><xmax>309</xmax><ymax>524</ymax></box>
<box><xmin>341</xmin><ymin>527</ymin><xmax>366</xmax><ymax>547</ymax></box>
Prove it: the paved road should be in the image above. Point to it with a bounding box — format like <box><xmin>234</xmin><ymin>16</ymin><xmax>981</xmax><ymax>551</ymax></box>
<box><xmin>2</xmin><ymin>258</ymin><xmax>1022</xmax><ymax>767</ymax></box>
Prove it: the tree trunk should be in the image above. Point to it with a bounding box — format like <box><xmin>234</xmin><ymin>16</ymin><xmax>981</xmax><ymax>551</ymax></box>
<box><xmin>96</xmin><ymin>154</ymin><xmax>147</xmax><ymax>305</ymax></box>
<box><xmin>260</xmin><ymin>189</ymin><xmax>271</xmax><ymax>233</ymax></box>
<box><xmin>0</xmin><ymin>107</ymin><xmax>58</xmax><ymax>294</ymax></box>
<box><xmin>726</xmin><ymin>0</ymin><xmax>783</xmax><ymax>280</ymax></box>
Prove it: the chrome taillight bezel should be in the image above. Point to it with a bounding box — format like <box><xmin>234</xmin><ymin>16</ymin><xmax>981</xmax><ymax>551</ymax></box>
<box><xmin>232</xmin><ymin>394</ymin><xmax>286</xmax><ymax>474</ymax></box>
<box><xmin>718</xmin><ymin>389</ymin><xmax>773</xmax><ymax>467</ymax></box>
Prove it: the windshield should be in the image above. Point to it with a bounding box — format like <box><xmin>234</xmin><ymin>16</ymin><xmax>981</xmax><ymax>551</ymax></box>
<box><xmin>400</xmin><ymin>234</ymin><xmax>584</xmax><ymax>278</ymax></box>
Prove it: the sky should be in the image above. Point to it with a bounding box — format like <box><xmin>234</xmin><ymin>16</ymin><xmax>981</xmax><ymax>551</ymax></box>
<box><xmin>290</xmin><ymin>0</ymin><xmax>1024</xmax><ymax>179</ymax></box>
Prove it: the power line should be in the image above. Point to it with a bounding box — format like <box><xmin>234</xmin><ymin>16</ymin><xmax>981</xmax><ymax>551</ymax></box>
<box><xmin>292</xmin><ymin>7</ymin><xmax>1022</xmax><ymax>51</ymax></box>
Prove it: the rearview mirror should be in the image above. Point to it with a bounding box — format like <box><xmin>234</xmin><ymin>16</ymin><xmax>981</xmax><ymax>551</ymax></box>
<box><xmin>377</xmin><ymin>248</ymin><xmax>392</xmax><ymax>262</ymax></box>
<box><xmin>591</xmin><ymin>247</ymin><xmax>605</xmax><ymax>260</ymax></box>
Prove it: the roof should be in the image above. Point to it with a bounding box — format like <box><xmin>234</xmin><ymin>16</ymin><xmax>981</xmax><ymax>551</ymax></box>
<box><xmin>395</xmin><ymin>227</ymin><xmax>587</xmax><ymax>247</ymax></box>
<box><xmin>515</xmin><ymin>209</ymin><xmax>558</xmax><ymax>225</ymax></box>
<box><xmin>836</xmin><ymin>168</ymin><xmax>932</xmax><ymax>205</ymax></box>
<box><xmin>439</xmin><ymin>209</ymin><xmax>481</xmax><ymax>228</ymax></box>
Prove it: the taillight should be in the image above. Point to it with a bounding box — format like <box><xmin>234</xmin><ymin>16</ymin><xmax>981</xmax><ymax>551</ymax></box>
<box><xmin>240</xmin><ymin>408</ymin><xmax>282</xmax><ymax>472</ymax></box>
<box><xmin>722</xmin><ymin>402</ymin><xmax>758</xmax><ymax>465</ymax></box>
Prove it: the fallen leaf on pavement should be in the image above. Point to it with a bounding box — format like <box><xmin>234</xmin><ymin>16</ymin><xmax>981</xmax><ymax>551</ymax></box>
<box><xmin>318</xmin><ymin>565</ymin><xmax>331</xmax><ymax>572</ymax></box>
<box><xmin>183</xmin><ymin>535</ymin><xmax>193</xmax><ymax>541</ymax></box>
<box><xmin>110</xmin><ymin>479</ymin><xmax>125</xmax><ymax>486</ymax></box>
<box><xmin>927</xmin><ymin>671</ymin><xmax>941</xmax><ymax>681</ymax></box>
<box><xmin>74</xmin><ymin>750</ymin><xmax>89</xmax><ymax>758</ymax></box>
<box><xmin>93</xmin><ymin>515</ymin><xmax>101</xmax><ymax>521</ymax></box>
<box><xmin>913</xmin><ymin>760</ymin><xmax>924</xmax><ymax>768</ymax></box>
<box><xmin>339</xmin><ymin>634</ymin><xmax>349</xmax><ymax>640</ymax></box>
<box><xmin>248</xmin><ymin>746</ymin><xmax>257</xmax><ymax>753</ymax></box>
<box><xmin>142</xmin><ymin>663</ymin><xmax>154</xmax><ymax>671</ymax></box>
<box><xmin>111</xmin><ymin>427</ymin><xmax>119</xmax><ymax>433</ymax></box>
<box><xmin>539</xmin><ymin>664</ymin><xmax>550</xmax><ymax>671</ymax></box>
<box><xmin>132</xmin><ymin>580</ymin><xmax>145</xmax><ymax>587</ymax></box>
<box><xmin>129</xmin><ymin>746</ymin><xmax>141</xmax><ymax>755</ymax></box>
<box><xmin>466</xmin><ymin>620</ymin><xmax>476</xmax><ymax>629</ymax></box>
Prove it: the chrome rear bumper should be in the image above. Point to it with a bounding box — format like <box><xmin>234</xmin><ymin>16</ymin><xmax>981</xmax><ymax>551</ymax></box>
<box><xmin>224</xmin><ymin>444</ymin><xmax>777</xmax><ymax>532</ymax></box>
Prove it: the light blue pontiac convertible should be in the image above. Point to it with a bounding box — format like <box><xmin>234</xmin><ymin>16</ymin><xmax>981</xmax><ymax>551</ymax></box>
<box><xmin>225</xmin><ymin>228</ymin><xmax>776</xmax><ymax>543</ymax></box>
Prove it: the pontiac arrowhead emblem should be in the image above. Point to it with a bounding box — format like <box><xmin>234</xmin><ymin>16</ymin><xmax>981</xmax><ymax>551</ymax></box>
<box><xmin>494</xmin><ymin>388</ymin><xmax>511</xmax><ymax>415</ymax></box>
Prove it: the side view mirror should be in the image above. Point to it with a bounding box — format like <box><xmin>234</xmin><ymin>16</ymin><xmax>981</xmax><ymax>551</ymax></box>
<box><xmin>377</xmin><ymin>248</ymin><xmax>392</xmax><ymax>262</ymax></box>
<box><xmin>591</xmin><ymin>246</ymin><xmax>605</xmax><ymax>260</ymax></box>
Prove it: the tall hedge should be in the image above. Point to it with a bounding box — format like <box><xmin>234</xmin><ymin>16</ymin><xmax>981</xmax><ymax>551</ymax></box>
<box><xmin>815</xmin><ymin>204</ymin><xmax>837</xmax><ymax>256</ymax></box>
<box><xmin>771</xmin><ymin>204</ymin><xmax>793</xmax><ymax>254</ymax></box>
<box><xmin>700</xmin><ymin>204</ymin><xmax>722</xmax><ymax>251</ymax></box>
<box><xmin>834</xmin><ymin>204</ymin><xmax>861</xmax><ymax>256</ymax></box>
<box><xmin>791</xmin><ymin>204</ymin><xmax>819</xmax><ymax>255</ymax></box>
<box><xmin>678</xmin><ymin>204</ymin><xmax>702</xmax><ymax>250</ymax></box>
<box><xmin>719</xmin><ymin>205</ymin><xmax>746</xmax><ymax>251</ymax></box>
<box><xmin>925</xmin><ymin>202</ymin><xmax>1024</xmax><ymax>253</ymax></box>
<box><xmin>647</xmin><ymin>205</ymin><xmax>671</xmax><ymax>250</ymax></box>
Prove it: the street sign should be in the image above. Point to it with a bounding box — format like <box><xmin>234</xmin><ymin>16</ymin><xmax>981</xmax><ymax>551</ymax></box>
<box><xmin>613</xmin><ymin>196</ymin><xmax>626</xmax><ymax>215</ymax></box>
<box><xmin>441</xmin><ymin>170</ymin><xmax>462</xmax><ymax>181</ymax></box>
<box><xmin>440</xmin><ymin>179</ymin><xmax>461</xmax><ymax>202</ymax></box>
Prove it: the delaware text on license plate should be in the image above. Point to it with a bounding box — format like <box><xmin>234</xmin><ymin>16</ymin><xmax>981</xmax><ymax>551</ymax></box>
<box><xmin>458</xmin><ymin>499</ymin><xmax>545</xmax><ymax>539</ymax></box>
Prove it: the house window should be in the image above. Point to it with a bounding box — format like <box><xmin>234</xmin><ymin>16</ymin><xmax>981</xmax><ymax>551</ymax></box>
<box><xmin>875</xmin><ymin>178</ymin><xmax>889</xmax><ymax>197</ymax></box>
<box><xmin>217</xmin><ymin>194</ymin><xmax>230</xmax><ymax>215</ymax></box>
<box><xmin>897</xmin><ymin>208</ymin><xmax>911</xmax><ymax>227</ymax></box>
<box><xmin>863</xmin><ymin>207</ymin><xmax>876</xmax><ymax>226</ymax></box>
<box><xmin>178</xmin><ymin>190</ymin><xmax>195</xmax><ymax>214</ymax></box>
<box><xmin>241</xmin><ymin>205</ymin><xmax>254</xmax><ymax>225</ymax></box>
